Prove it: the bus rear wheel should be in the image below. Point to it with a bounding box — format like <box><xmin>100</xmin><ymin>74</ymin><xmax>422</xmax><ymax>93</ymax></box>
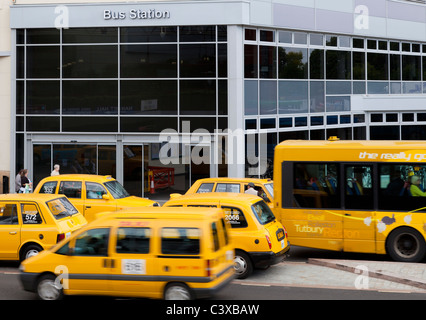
<box><xmin>387</xmin><ymin>227</ymin><xmax>426</xmax><ymax>262</ymax></box>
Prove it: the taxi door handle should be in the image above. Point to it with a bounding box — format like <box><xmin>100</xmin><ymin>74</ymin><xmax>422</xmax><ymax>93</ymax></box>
<box><xmin>344</xmin><ymin>213</ymin><xmax>351</xmax><ymax>216</ymax></box>
<box><xmin>85</xmin><ymin>206</ymin><xmax>91</xmax><ymax>209</ymax></box>
<box><xmin>9</xmin><ymin>231</ymin><xmax>17</xmax><ymax>235</ymax></box>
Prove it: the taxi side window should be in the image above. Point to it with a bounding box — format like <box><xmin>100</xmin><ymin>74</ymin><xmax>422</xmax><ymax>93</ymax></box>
<box><xmin>116</xmin><ymin>227</ymin><xmax>151</xmax><ymax>254</ymax></box>
<box><xmin>86</xmin><ymin>182</ymin><xmax>107</xmax><ymax>199</ymax></box>
<box><xmin>197</xmin><ymin>183</ymin><xmax>214</xmax><ymax>193</ymax></box>
<box><xmin>0</xmin><ymin>204</ymin><xmax>18</xmax><ymax>225</ymax></box>
<box><xmin>39</xmin><ymin>181</ymin><xmax>58</xmax><ymax>194</ymax></box>
<box><xmin>74</xmin><ymin>228</ymin><xmax>110</xmax><ymax>256</ymax></box>
<box><xmin>161</xmin><ymin>228</ymin><xmax>200</xmax><ymax>255</ymax></box>
<box><xmin>59</xmin><ymin>181</ymin><xmax>82</xmax><ymax>199</ymax></box>
<box><xmin>21</xmin><ymin>204</ymin><xmax>43</xmax><ymax>224</ymax></box>
<box><xmin>215</xmin><ymin>183</ymin><xmax>240</xmax><ymax>193</ymax></box>
<box><xmin>223</xmin><ymin>206</ymin><xmax>248</xmax><ymax>228</ymax></box>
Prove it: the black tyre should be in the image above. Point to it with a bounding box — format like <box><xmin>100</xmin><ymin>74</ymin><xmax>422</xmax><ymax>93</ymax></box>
<box><xmin>234</xmin><ymin>250</ymin><xmax>253</xmax><ymax>279</ymax></box>
<box><xmin>20</xmin><ymin>244</ymin><xmax>43</xmax><ymax>261</ymax></box>
<box><xmin>36</xmin><ymin>274</ymin><xmax>64</xmax><ymax>300</ymax></box>
<box><xmin>387</xmin><ymin>227</ymin><xmax>426</xmax><ymax>262</ymax></box>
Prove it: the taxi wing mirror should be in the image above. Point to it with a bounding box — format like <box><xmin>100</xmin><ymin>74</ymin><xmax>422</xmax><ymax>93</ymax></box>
<box><xmin>102</xmin><ymin>194</ymin><xmax>111</xmax><ymax>200</ymax></box>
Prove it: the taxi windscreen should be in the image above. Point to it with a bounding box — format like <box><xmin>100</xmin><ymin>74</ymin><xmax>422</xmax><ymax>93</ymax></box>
<box><xmin>46</xmin><ymin>197</ymin><xmax>79</xmax><ymax>220</ymax></box>
<box><xmin>251</xmin><ymin>200</ymin><xmax>276</xmax><ymax>225</ymax></box>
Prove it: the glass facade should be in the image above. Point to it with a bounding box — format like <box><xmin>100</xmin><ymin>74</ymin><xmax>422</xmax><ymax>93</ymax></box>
<box><xmin>15</xmin><ymin>26</ymin><xmax>227</xmax><ymax>195</ymax></box>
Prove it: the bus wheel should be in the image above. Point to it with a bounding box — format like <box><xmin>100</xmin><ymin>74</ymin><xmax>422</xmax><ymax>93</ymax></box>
<box><xmin>387</xmin><ymin>227</ymin><xmax>426</xmax><ymax>262</ymax></box>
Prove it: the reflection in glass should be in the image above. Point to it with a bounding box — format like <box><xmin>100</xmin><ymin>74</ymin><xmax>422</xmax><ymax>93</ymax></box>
<box><xmin>278</xmin><ymin>81</ymin><xmax>308</xmax><ymax>114</ymax></box>
<box><xmin>120</xmin><ymin>80</ymin><xmax>177</xmax><ymax>115</ymax></box>
<box><xmin>26</xmin><ymin>46</ymin><xmax>60</xmax><ymax>78</ymax></box>
<box><xmin>180</xmin><ymin>44</ymin><xmax>216</xmax><ymax>78</ymax></box>
<box><xmin>260</xmin><ymin>81</ymin><xmax>277</xmax><ymax>115</ymax></box>
<box><xmin>180</xmin><ymin>80</ymin><xmax>216</xmax><ymax>115</ymax></box>
<box><xmin>26</xmin><ymin>81</ymin><xmax>60</xmax><ymax>114</ymax></box>
<box><xmin>310</xmin><ymin>81</ymin><xmax>324</xmax><ymax>113</ymax></box>
<box><xmin>120</xmin><ymin>27</ymin><xmax>177</xmax><ymax>43</ymax></box>
<box><xmin>259</xmin><ymin>46</ymin><xmax>276</xmax><ymax>78</ymax></box>
<box><xmin>63</xmin><ymin>28</ymin><xmax>118</xmax><ymax>43</ymax></box>
<box><xmin>326</xmin><ymin>50</ymin><xmax>351</xmax><ymax>79</ymax></box>
<box><xmin>244</xmin><ymin>45</ymin><xmax>258</xmax><ymax>78</ymax></box>
<box><xmin>120</xmin><ymin>44</ymin><xmax>177</xmax><ymax>78</ymax></box>
<box><xmin>62</xmin><ymin>117</ymin><xmax>118</xmax><ymax>132</ymax></box>
<box><xmin>367</xmin><ymin>53</ymin><xmax>388</xmax><ymax>80</ymax></box>
<box><xmin>63</xmin><ymin>80</ymin><xmax>118</xmax><ymax>114</ymax></box>
<box><xmin>245</xmin><ymin>80</ymin><xmax>258</xmax><ymax>115</ymax></box>
<box><xmin>326</xmin><ymin>96</ymin><xmax>350</xmax><ymax>112</ymax></box>
<box><xmin>309</xmin><ymin>49</ymin><xmax>324</xmax><ymax>79</ymax></box>
<box><xmin>62</xmin><ymin>45</ymin><xmax>118</xmax><ymax>78</ymax></box>
<box><xmin>278</xmin><ymin>47</ymin><xmax>308</xmax><ymax>79</ymax></box>
<box><xmin>402</xmin><ymin>55</ymin><xmax>421</xmax><ymax>80</ymax></box>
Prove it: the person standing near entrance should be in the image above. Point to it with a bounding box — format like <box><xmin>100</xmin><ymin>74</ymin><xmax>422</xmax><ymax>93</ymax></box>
<box><xmin>51</xmin><ymin>164</ymin><xmax>60</xmax><ymax>176</ymax></box>
<box><xmin>20</xmin><ymin>169</ymin><xmax>32</xmax><ymax>193</ymax></box>
<box><xmin>15</xmin><ymin>169</ymin><xmax>23</xmax><ymax>193</ymax></box>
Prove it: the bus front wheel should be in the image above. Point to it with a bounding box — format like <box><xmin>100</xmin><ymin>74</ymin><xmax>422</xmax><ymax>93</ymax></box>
<box><xmin>387</xmin><ymin>227</ymin><xmax>426</xmax><ymax>263</ymax></box>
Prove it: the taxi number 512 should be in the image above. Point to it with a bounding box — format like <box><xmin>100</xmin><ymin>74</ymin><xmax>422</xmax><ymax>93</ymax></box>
<box><xmin>122</xmin><ymin>259</ymin><xmax>146</xmax><ymax>275</ymax></box>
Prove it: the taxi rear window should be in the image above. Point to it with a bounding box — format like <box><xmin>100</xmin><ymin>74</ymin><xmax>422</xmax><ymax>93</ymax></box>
<box><xmin>46</xmin><ymin>197</ymin><xmax>79</xmax><ymax>220</ymax></box>
<box><xmin>161</xmin><ymin>228</ymin><xmax>200</xmax><ymax>255</ymax></box>
<box><xmin>196</xmin><ymin>183</ymin><xmax>214</xmax><ymax>193</ymax></box>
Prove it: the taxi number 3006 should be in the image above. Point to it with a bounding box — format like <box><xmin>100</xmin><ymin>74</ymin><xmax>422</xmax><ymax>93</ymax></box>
<box><xmin>122</xmin><ymin>259</ymin><xmax>146</xmax><ymax>275</ymax></box>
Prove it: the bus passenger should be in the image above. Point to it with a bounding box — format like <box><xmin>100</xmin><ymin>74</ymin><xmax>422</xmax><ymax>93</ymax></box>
<box><xmin>410</xmin><ymin>176</ymin><xmax>426</xmax><ymax>197</ymax></box>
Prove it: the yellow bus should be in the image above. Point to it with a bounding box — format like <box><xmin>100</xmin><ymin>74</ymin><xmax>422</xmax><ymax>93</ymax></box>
<box><xmin>273</xmin><ymin>138</ymin><xmax>426</xmax><ymax>262</ymax></box>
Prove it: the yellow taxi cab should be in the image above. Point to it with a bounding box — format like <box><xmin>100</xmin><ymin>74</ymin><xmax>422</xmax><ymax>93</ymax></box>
<box><xmin>164</xmin><ymin>193</ymin><xmax>289</xmax><ymax>279</ymax></box>
<box><xmin>20</xmin><ymin>207</ymin><xmax>235</xmax><ymax>300</ymax></box>
<box><xmin>0</xmin><ymin>193</ymin><xmax>86</xmax><ymax>261</ymax></box>
<box><xmin>178</xmin><ymin>178</ymin><xmax>274</xmax><ymax>208</ymax></box>
<box><xmin>34</xmin><ymin>174</ymin><xmax>159</xmax><ymax>222</ymax></box>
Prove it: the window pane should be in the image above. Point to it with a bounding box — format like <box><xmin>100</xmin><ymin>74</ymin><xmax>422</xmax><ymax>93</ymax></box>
<box><xmin>179</xmin><ymin>26</ymin><xmax>215</xmax><ymax>42</ymax></box>
<box><xmin>197</xmin><ymin>183</ymin><xmax>214</xmax><ymax>193</ymax></box>
<box><xmin>63</xmin><ymin>80</ymin><xmax>118</xmax><ymax>115</ymax></box>
<box><xmin>62</xmin><ymin>117</ymin><xmax>118</xmax><ymax>132</ymax></box>
<box><xmin>120</xmin><ymin>44</ymin><xmax>177</xmax><ymax>78</ymax></box>
<box><xmin>370</xmin><ymin>126</ymin><xmax>400</xmax><ymax>140</ymax></box>
<box><xmin>367</xmin><ymin>53</ymin><xmax>388</xmax><ymax>80</ymax></box>
<box><xmin>0</xmin><ymin>204</ymin><xmax>18</xmax><ymax>225</ymax></box>
<box><xmin>223</xmin><ymin>207</ymin><xmax>248</xmax><ymax>228</ymax></box>
<box><xmin>63</xmin><ymin>28</ymin><xmax>117</xmax><ymax>43</ymax></box>
<box><xmin>244</xmin><ymin>45</ymin><xmax>258</xmax><ymax>78</ymax></box>
<box><xmin>120</xmin><ymin>117</ymin><xmax>177</xmax><ymax>133</ymax></box>
<box><xmin>260</xmin><ymin>46</ymin><xmax>276</xmax><ymax>78</ymax></box>
<box><xmin>59</xmin><ymin>181</ymin><xmax>82</xmax><ymax>198</ymax></box>
<box><xmin>62</xmin><ymin>45</ymin><xmax>118</xmax><ymax>78</ymax></box>
<box><xmin>26</xmin><ymin>117</ymin><xmax>60</xmax><ymax>132</ymax></box>
<box><xmin>120</xmin><ymin>80</ymin><xmax>177</xmax><ymax>115</ymax></box>
<box><xmin>326</xmin><ymin>50</ymin><xmax>351</xmax><ymax>79</ymax></box>
<box><xmin>180</xmin><ymin>44</ymin><xmax>216</xmax><ymax>78</ymax></box>
<box><xmin>86</xmin><ymin>182</ymin><xmax>107</xmax><ymax>199</ymax></box>
<box><xmin>379</xmin><ymin>164</ymin><xmax>426</xmax><ymax>211</ymax></box>
<box><xmin>180</xmin><ymin>80</ymin><xmax>215</xmax><ymax>115</ymax></box>
<box><xmin>120</xmin><ymin>27</ymin><xmax>177</xmax><ymax>43</ymax></box>
<box><xmin>390</xmin><ymin>54</ymin><xmax>401</xmax><ymax>80</ymax></box>
<box><xmin>260</xmin><ymin>80</ymin><xmax>277</xmax><ymax>115</ymax></box>
<box><xmin>116</xmin><ymin>227</ymin><xmax>151</xmax><ymax>254</ymax></box>
<box><xmin>293</xmin><ymin>163</ymin><xmax>340</xmax><ymax>208</ymax></box>
<box><xmin>310</xmin><ymin>81</ymin><xmax>324</xmax><ymax>113</ymax></box>
<box><xmin>309</xmin><ymin>49</ymin><xmax>324</xmax><ymax>79</ymax></box>
<box><xmin>326</xmin><ymin>96</ymin><xmax>350</xmax><ymax>112</ymax></box>
<box><xmin>74</xmin><ymin>228</ymin><xmax>110</xmax><ymax>256</ymax></box>
<box><xmin>278</xmin><ymin>47</ymin><xmax>308</xmax><ymax>79</ymax></box>
<box><xmin>161</xmin><ymin>227</ymin><xmax>200</xmax><ymax>254</ymax></box>
<box><xmin>39</xmin><ymin>181</ymin><xmax>58</xmax><ymax>194</ymax></box>
<box><xmin>244</xmin><ymin>80</ymin><xmax>258</xmax><ymax>115</ymax></box>
<box><xmin>218</xmin><ymin>44</ymin><xmax>227</xmax><ymax>78</ymax></box>
<box><xmin>216</xmin><ymin>183</ymin><xmax>240</xmax><ymax>192</ymax></box>
<box><xmin>345</xmin><ymin>165</ymin><xmax>373</xmax><ymax>210</ymax></box>
<box><xmin>279</xmin><ymin>81</ymin><xmax>308</xmax><ymax>114</ymax></box>
<box><xmin>21</xmin><ymin>204</ymin><xmax>43</xmax><ymax>224</ymax></box>
<box><xmin>353</xmin><ymin>52</ymin><xmax>365</xmax><ymax>80</ymax></box>
<box><xmin>26</xmin><ymin>46</ymin><xmax>60</xmax><ymax>78</ymax></box>
<box><xmin>26</xmin><ymin>81</ymin><xmax>60</xmax><ymax>114</ymax></box>
<box><xmin>27</xmin><ymin>29</ymin><xmax>60</xmax><ymax>44</ymax></box>
<box><xmin>402</xmin><ymin>55</ymin><xmax>421</xmax><ymax>80</ymax></box>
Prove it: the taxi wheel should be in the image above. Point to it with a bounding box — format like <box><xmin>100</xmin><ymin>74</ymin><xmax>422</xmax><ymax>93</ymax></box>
<box><xmin>387</xmin><ymin>227</ymin><xmax>426</xmax><ymax>263</ymax></box>
<box><xmin>234</xmin><ymin>251</ymin><xmax>253</xmax><ymax>279</ymax></box>
<box><xmin>20</xmin><ymin>244</ymin><xmax>43</xmax><ymax>261</ymax></box>
<box><xmin>164</xmin><ymin>283</ymin><xmax>192</xmax><ymax>300</ymax></box>
<box><xmin>36</xmin><ymin>274</ymin><xmax>64</xmax><ymax>301</ymax></box>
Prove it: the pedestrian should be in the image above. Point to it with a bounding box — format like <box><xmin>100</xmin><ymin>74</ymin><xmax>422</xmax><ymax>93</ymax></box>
<box><xmin>20</xmin><ymin>169</ymin><xmax>32</xmax><ymax>193</ymax></box>
<box><xmin>245</xmin><ymin>182</ymin><xmax>258</xmax><ymax>196</ymax></box>
<box><xmin>15</xmin><ymin>169</ymin><xmax>23</xmax><ymax>193</ymax></box>
<box><xmin>51</xmin><ymin>164</ymin><xmax>60</xmax><ymax>176</ymax></box>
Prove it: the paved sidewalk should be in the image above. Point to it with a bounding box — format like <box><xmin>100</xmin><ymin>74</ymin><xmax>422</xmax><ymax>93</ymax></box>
<box><xmin>236</xmin><ymin>260</ymin><xmax>426</xmax><ymax>293</ymax></box>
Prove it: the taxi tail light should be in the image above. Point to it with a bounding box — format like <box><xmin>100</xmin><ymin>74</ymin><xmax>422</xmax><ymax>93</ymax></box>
<box><xmin>206</xmin><ymin>260</ymin><xmax>212</xmax><ymax>277</ymax></box>
<box><xmin>57</xmin><ymin>233</ymin><xmax>66</xmax><ymax>243</ymax></box>
<box><xmin>265</xmin><ymin>235</ymin><xmax>272</xmax><ymax>249</ymax></box>
<box><xmin>283</xmin><ymin>227</ymin><xmax>288</xmax><ymax>239</ymax></box>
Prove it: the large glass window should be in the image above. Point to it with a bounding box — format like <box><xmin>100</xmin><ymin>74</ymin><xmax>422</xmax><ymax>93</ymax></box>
<box><xmin>26</xmin><ymin>46</ymin><xmax>60</xmax><ymax>78</ymax></box>
<box><xmin>279</xmin><ymin>81</ymin><xmax>308</xmax><ymax>114</ymax></box>
<box><xmin>367</xmin><ymin>53</ymin><xmax>388</xmax><ymax>80</ymax></box>
<box><xmin>326</xmin><ymin>50</ymin><xmax>351</xmax><ymax>79</ymax></box>
<box><xmin>345</xmin><ymin>165</ymin><xmax>373</xmax><ymax>210</ymax></box>
<box><xmin>179</xmin><ymin>44</ymin><xmax>216</xmax><ymax>78</ymax></box>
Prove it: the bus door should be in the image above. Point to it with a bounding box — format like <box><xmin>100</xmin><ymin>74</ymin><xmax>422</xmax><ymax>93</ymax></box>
<box><xmin>343</xmin><ymin>164</ymin><xmax>376</xmax><ymax>253</ymax></box>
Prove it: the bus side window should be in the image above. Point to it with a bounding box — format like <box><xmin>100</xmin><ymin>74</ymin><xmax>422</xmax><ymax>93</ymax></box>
<box><xmin>345</xmin><ymin>165</ymin><xmax>374</xmax><ymax>210</ymax></box>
